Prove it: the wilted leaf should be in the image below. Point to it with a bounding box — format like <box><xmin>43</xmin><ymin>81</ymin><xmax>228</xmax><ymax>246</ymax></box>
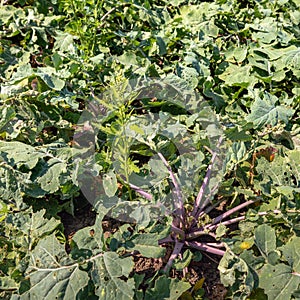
<box><xmin>219</xmin><ymin>251</ymin><xmax>256</xmax><ymax>299</ymax></box>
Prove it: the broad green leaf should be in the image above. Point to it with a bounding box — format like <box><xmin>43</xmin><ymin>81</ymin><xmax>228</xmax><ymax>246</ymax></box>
<box><xmin>0</xmin><ymin>106</ymin><xmax>15</xmax><ymax>132</ymax></box>
<box><xmin>218</xmin><ymin>64</ymin><xmax>256</xmax><ymax>87</ymax></box>
<box><xmin>129</xmin><ymin>205</ymin><xmax>151</xmax><ymax>228</ymax></box>
<box><xmin>37</xmin><ymin>158</ymin><xmax>67</xmax><ymax>193</ymax></box>
<box><xmin>19</xmin><ymin>234</ymin><xmax>89</xmax><ymax>300</ymax></box>
<box><xmin>216</xmin><ymin>224</ymin><xmax>228</xmax><ymax>238</ymax></box>
<box><xmin>199</xmin><ymin>19</ymin><xmax>219</xmax><ymax>37</ymax></box>
<box><xmin>0</xmin><ymin>167</ymin><xmax>27</xmax><ymax>208</ymax></box>
<box><xmin>92</xmin><ymin>252</ymin><xmax>135</xmax><ymax>300</ymax></box>
<box><xmin>255</xmin><ymin>150</ymin><xmax>299</xmax><ymax>189</ymax></box>
<box><xmin>252</xmin><ymin>45</ymin><xmax>297</xmax><ymax>61</ymax></box>
<box><xmin>71</xmin><ymin>212</ymin><xmax>104</xmax><ymax>252</ymax></box>
<box><xmin>54</xmin><ymin>31</ymin><xmax>77</xmax><ymax>53</ymax></box>
<box><xmin>103</xmin><ymin>170</ymin><xmax>118</xmax><ymax>197</ymax></box>
<box><xmin>280</xmin><ymin>237</ymin><xmax>300</xmax><ymax>272</ymax></box>
<box><xmin>179</xmin><ymin>66</ymin><xmax>199</xmax><ymax>89</ymax></box>
<box><xmin>249</xmin><ymin>17</ymin><xmax>278</xmax><ymax>44</ymax></box>
<box><xmin>9</xmin><ymin>64</ymin><xmax>33</xmax><ymax>83</ymax></box>
<box><xmin>0</xmin><ymin>276</ymin><xmax>18</xmax><ymax>290</ymax></box>
<box><xmin>118</xmin><ymin>52</ymin><xmax>139</xmax><ymax>66</ymax></box>
<box><xmin>254</xmin><ymin>224</ymin><xmax>276</xmax><ymax>258</ymax></box>
<box><xmin>258</xmin><ymin>237</ymin><xmax>300</xmax><ymax>300</ymax></box>
<box><xmin>6</xmin><ymin>209</ymin><xmax>60</xmax><ymax>245</ymax></box>
<box><xmin>36</xmin><ymin>67</ymin><xmax>65</xmax><ymax>91</ymax></box>
<box><xmin>259</xmin><ymin>263</ymin><xmax>300</xmax><ymax>300</ymax></box>
<box><xmin>247</xmin><ymin>92</ymin><xmax>294</xmax><ymax>128</ymax></box>
<box><xmin>283</xmin><ymin>48</ymin><xmax>300</xmax><ymax>71</ymax></box>
<box><xmin>0</xmin><ymin>5</ymin><xmax>23</xmax><ymax>25</ymax></box>
<box><xmin>225</xmin><ymin>46</ymin><xmax>248</xmax><ymax>63</ymax></box>
<box><xmin>230</xmin><ymin>141</ymin><xmax>247</xmax><ymax>163</ymax></box>
<box><xmin>128</xmin><ymin>228</ymin><xmax>169</xmax><ymax>258</ymax></box>
<box><xmin>0</xmin><ymin>141</ymin><xmax>43</xmax><ymax>169</ymax></box>
<box><xmin>144</xmin><ymin>275</ymin><xmax>191</xmax><ymax>300</ymax></box>
<box><xmin>156</xmin><ymin>36</ymin><xmax>167</xmax><ymax>56</ymax></box>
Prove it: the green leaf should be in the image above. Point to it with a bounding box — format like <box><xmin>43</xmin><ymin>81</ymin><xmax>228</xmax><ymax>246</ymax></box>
<box><xmin>19</xmin><ymin>234</ymin><xmax>89</xmax><ymax>300</ymax></box>
<box><xmin>280</xmin><ymin>237</ymin><xmax>300</xmax><ymax>273</ymax></box>
<box><xmin>0</xmin><ymin>141</ymin><xmax>43</xmax><ymax>169</ymax></box>
<box><xmin>54</xmin><ymin>31</ymin><xmax>77</xmax><ymax>53</ymax></box>
<box><xmin>6</xmin><ymin>209</ymin><xmax>60</xmax><ymax>244</ymax></box>
<box><xmin>71</xmin><ymin>212</ymin><xmax>104</xmax><ymax>252</ymax></box>
<box><xmin>156</xmin><ymin>36</ymin><xmax>167</xmax><ymax>56</ymax></box>
<box><xmin>254</xmin><ymin>224</ymin><xmax>276</xmax><ymax>258</ymax></box>
<box><xmin>9</xmin><ymin>64</ymin><xmax>33</xmax><ymax>83</ymax></box>
<box><xmin>92</xmin><ymin>252</ymin><xmax>135</xmax><ymax>300</ymax></box>
<box><xmin>258</xmin><ymin>237</ymin><xmax>300</xmax><ymax>300</ymax></box>
<box><xmin>179</xmin><ymin>66</ymin><xmax>199</xmax><ymax>89</ymax></box>
<box><xmin>219</xmin><ymin>251</ymin><xmax>256</xmax><ymax>299</ymax></box>
<box><xmin>255</xmin><ymin>150</ymin><xmax>299</xmax><ymax>188</ymax></box>
<box><xmin>128</xmin><ymin>231</ymin><xmax>168</xmax><ymax>258</ymax></box>
<box><xmin>0</xmin><ymin>106</ymin><xmax>15</xmax><ymax>132</ymax></box>
<box><xmin>247</xmin><ymin>92</ymin><xmax>294</xmax><ymax>128</ymax></box>
<box><xmin>103</xmin><ymin>170</ymin><xmax>118</xmax><ymax>197</ymax></box>
<box><xmin>218</xmin><ymin>64</ymin><xmax>256</xmax><ymax>87</ymax></box>
<box><xmin>37</xmin><ymin>158</ymin><xmax>67</xmax><ymax>193</ymax></box>
<box><xmin>117</xmin><ymin>52</ymin><xmax>139</xmax><ymax>67</ymax></box>
<box><xmin>144</xmin><ymin>275</ymin><xmax>191</xmax><ymax>300</ymax></box>
<box><xmin>216</xmin><ymin>224</ymin><xmax>228</xmax><ymax>238</ymax></box>
<box><xmin>230</xmin><ymin>141</ymin><xmax>247</xmax><ymax>163</ymax></box>
<box><xmin>173</xmin><ymin>249</ymin><xmax>193</xmax><ymax>270</ymax></box>
<box><xmin>259</xmin><ymin>263</ymin><xmax>300</xmax><ymax>300</ymax></box>
<box><xmin>36</xmin><ymin>67</ymin><xmax>65</xmax><ymax>91</ymax></box>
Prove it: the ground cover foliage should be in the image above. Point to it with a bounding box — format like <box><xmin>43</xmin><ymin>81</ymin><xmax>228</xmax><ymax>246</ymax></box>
<box><xmin>0</xmin><ymin>0</ymin><xmax>300</xmax><ymax>299</ymax></box>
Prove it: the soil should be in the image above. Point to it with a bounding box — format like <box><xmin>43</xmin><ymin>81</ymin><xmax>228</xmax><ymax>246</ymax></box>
<box><xmin>59</xmin><ymin>203</ymin><xmax>227</xmax><ymax>300</ymax></box>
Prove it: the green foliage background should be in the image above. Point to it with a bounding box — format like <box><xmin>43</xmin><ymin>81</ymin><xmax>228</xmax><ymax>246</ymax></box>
<box><xmin>0</xmin><ymin>0</ymin><xmax>299</xmax><ymax>299</ymax></box>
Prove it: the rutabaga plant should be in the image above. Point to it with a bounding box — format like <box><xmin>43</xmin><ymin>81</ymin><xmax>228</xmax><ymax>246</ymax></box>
<box><xmin>71</xmin><ymin>77</ymin><xmax>261</xmax><ymax>286</ymax></box>
<box><xmin>71</xmin><ymin>76</ymin><xmax>300</xmax><ymax>300</ymax></box>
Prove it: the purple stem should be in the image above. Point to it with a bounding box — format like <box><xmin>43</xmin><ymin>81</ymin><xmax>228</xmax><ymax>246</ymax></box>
<box><xmin>157</xmin><ymin>152</ymin><xmax>185</xmax><ymax>226</ymax></box>
<box><xmin>185</xmin><ymin>230</ymin><xmax>216</xmax><ymax>241</ymax></box>
<box><xmin>128</xmin><ymin>182</ymin><xmax>152</xmax><ymax>200</ymax></box>
<box><xmin>185</xmin><ymin>241</ymin><xmax>225</xmax><ymax>256</ymax></box>
<box><xmin>197</xmin><ymin>198</ymin><xmax>224</xmax><ymax>220</ymax></box>
<box><xmin>163</xmin><ymin>241</ymin><xmax>184</xmax><ymax>273</ymax></box>
<box><xmin>194</xmin><ymin>183</ymin><xmax>220</xmax><ymax>221</ymax></box>
<box><xmin>158</xmin><ymin>236</ymin><xmax>174</xmax><ymax>245</ymax></box>
<box><xmin>208</xmin><ymin>209</ymin><xmax>284</xmax><ymax>231</ymax></box>
<box><xmin>207</xmin><ymin>216</ymin><xmax>245</xmax><ymax>231</ymax></box>
<box><xmin>207</xmin><ymin>199</ymin><xmax>259</xmax><ymax>227</ymax></box>
<box><xmin>206</xmin><ymin>242</ymin><xmax>226</xmax><ymax>248</ymax></box>
<box><xmin>192</xmin><ymin>137</ymin><xmax>223</xmax><ymax>218</ymax></box>
<box><xmin>171</xmin><ymin>224</ymin><xmax>185</xmax><ymax>239</ymax></box>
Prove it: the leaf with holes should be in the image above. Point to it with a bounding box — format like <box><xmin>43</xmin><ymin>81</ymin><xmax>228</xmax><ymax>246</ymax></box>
<box><xmin>259</xmin><ymin>237</ymin><xmax>300</xmax><ymax>300</ymax></box>
<box><xmin>13</xmin><ymin>233</ymin><xmax>89</xmax><ymax>300</ymax></box>
<box><xmin>91</xmin><ymin>252</ymin><xmax>135</xmax><ymax>300</ymax></box>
